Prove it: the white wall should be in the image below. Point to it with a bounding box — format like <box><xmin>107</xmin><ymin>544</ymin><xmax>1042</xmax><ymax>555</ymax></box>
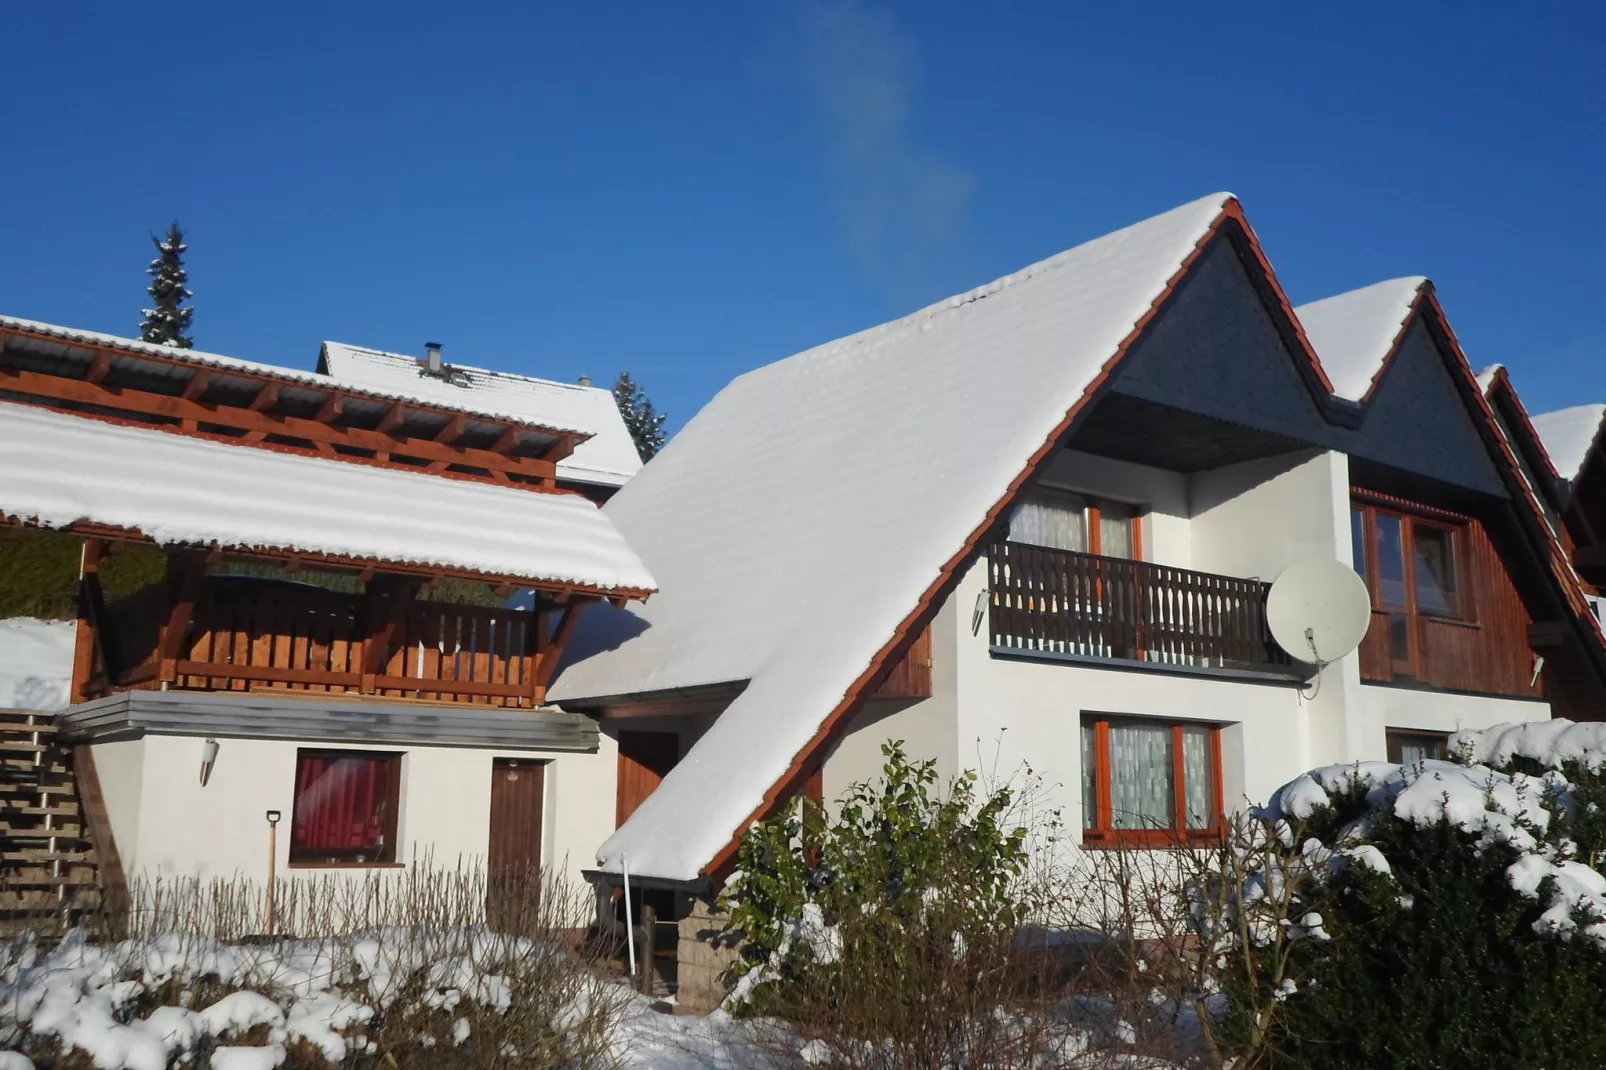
<box><xmin>1367</xmin><ymin>684</ymin><xmax>1550</xmax><ymax>737</ymax></box>
<box><xmin>92</xmin><ymin>733</ymin><xmax>617</xmax><ymax>894</ymax></box>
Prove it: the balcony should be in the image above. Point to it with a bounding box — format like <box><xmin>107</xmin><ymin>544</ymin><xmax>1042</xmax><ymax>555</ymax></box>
<box><xmin>95</xmin><ymin>575</ymin><xmax>546</xmax><ymax>707</ymax></box>
<box><xmin>985</xmin><ymin>540</ymin><xmax>1299</xmax><ymax>679</ymax></box>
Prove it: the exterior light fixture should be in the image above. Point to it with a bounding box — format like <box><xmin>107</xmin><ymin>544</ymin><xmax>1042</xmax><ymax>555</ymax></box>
<box><xmin>199</xmin><ymin>738</ymin><xmax>220</xmax><ymax>786</ymax></box>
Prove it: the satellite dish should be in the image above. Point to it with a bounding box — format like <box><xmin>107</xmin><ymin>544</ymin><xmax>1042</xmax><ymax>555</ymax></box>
<box><xmin>1266</xmin><ymin>558</ymin><xmax>1372</xmax><ymax>666</ymax></box>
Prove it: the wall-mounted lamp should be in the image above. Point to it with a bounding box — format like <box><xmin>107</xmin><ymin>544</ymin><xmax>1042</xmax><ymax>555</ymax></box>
<box><xmin>199</xmin><ymin>738</ymin><xmax>220</xmax><ymax>786</ymax></box>
<box><xmin>972</xmin><ymin>590</ymin><xmax>989</xmax><ymax>636</ymax></box>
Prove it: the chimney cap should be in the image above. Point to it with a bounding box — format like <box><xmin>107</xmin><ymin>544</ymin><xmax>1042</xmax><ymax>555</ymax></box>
<box><xmin>578</xmin><ymin>374</ymin><xmax>592</xmax><ymax>387</ymax></box>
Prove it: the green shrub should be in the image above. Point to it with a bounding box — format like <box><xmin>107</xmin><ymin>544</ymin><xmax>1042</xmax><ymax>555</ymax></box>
<box><xmin>1217</xmin><ymin>757</ymin><xmax>1606</xmax><ymax>1070</ymax></box>
<box><xmin>718</xmin><ymin>742</ymin><xmax>1073</xmax><ymax>1067</ymax></box>
<box><xmin>0</xmin><ymin>529</ymin><xmax>164</xmax><ymax>619</ymax></box>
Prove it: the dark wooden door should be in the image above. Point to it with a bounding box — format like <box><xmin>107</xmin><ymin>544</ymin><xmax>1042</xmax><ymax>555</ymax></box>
<box><xmin>489</xmin><ymin>758</ymin><xmax>544</xmax><ymax>874</ymax></box>
<box><xmin>616</xmin><ymin>731</ymin><xmax>679</xmax><ymax>827</ymax></box>
<box><xmin>488</xmin><ymin>758</ymin><xmax>544</xmax><ymax>930</ymax></box>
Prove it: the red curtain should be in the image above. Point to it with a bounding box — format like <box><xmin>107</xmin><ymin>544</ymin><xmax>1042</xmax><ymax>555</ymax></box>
<box><xmin>291</xmin><ymin>753</ymin><xmax>393</xmax><ymax>857</ymax></box>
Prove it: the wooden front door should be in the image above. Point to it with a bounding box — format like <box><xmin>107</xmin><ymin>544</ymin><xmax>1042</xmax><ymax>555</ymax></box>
<box><xmin>489</xmin><ymin>757</ymin><xmax>544</xmax><ymax>876</ymax></box>
<box><xmin>616</xmin><ymin>731</ymin><xmax>679</xmax><ymax>827</ymax></box>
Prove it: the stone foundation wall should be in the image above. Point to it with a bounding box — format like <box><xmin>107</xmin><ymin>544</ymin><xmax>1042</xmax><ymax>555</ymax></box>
<box><xmin>676</xmin><ymin>894</ymin><xmax>740</xmax><ymax>1014</ymax></box>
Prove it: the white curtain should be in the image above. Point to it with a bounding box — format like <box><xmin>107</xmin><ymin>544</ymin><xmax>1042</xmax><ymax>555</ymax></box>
<box><xmin>1009</xmin><ymin>490</ymin><xmax>1086</xmax><ymax>551</ymax></box>
<box><xmin>1100</xmin><ymin>508</ymin><xmax>1133</xmax><ymax>559</ymax></box>
<box><xmin>1182</xmin><ymin>725</ymin><xmax>1212</xmax><ymax>828</ymax></box>
<box><xmin>1108</xmin><ymin>722</ymin><xmax>1173</xmax><ymax>829</ymax></box>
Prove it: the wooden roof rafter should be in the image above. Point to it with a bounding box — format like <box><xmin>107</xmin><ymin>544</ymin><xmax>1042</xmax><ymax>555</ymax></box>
<box><xmin>0</xmin><ymin>323</ymin><xmax>590</xmax><ymax>492</ymax></box>
<box><xmin>0</xmin><ymin>513</ymin><xmax>656</xmax><ymax>602</ymax></box>
<box><xmin>0</xmin><ymin>362</ymin><xmax>574</xmax><ymax>495</ymax></box>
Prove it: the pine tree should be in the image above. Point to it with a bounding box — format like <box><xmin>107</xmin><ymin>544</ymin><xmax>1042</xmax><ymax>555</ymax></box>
<box><xmin>612</xmin><ymin>372</ymin><xmax>667</xmax><ymax>461</ymax></box>
<box><xmin>140</xmin><ymin>222</ymin><xmax>194</xmax><ymax>348</ymax></box>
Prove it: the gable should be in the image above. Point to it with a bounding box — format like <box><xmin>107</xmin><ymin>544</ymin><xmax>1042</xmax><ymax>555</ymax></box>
<box><xmin>1108</xmin><ymin>233</ymin><xmax>1333</xmax><ymax>445</ymax></box>
<box><xmin>1348</xmin><ymin>318</ymin><xmax>1505</xmax><ymax>496</ymax></box>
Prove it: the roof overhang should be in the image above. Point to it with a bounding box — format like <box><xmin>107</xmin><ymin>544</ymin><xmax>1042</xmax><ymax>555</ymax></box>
<box><xmin>0</xmin><ymin>399</ymin><xmax>657</xmax><ymax>598</ymax></box>
<box><xmin>57</xmin><ymin>689</ymin><xmax>601</xmax><ymax>752</ymax></box>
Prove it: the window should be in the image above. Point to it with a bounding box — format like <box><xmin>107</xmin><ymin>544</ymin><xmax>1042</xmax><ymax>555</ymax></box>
<box><xmin>1351</xmin><ymin>502</ymin><xmax>1472</xmax><ymax>679</ymax></box>
<box><xmin>290</xmin><ymin>750</ymin><xmax>402</xmax><ymax>865</ymax></box>
<box><xmin>1386</xmin><ymin>730</ymin><xmax>1449</xmax><ymax>765</ymax></box>
<box><xmin>1080</xmin><ymin>715</ymin><xmax>1221</xmax><ymax>844</ymax></box>
<box><xmin>1009</xmin><ymin>489</ymin><xmax>1141</xmax><ymax>559</ymax></box>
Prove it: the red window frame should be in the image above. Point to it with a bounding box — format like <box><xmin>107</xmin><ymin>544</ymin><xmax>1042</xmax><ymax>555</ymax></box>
<box><xmin>289</xmin><ymin>749</ymin><xmax>402</xmax><ymax>866</ymax></box>
<box><xmin>1351</xmin><ymin>495</ymin><xmax>1477</xmax><ymax>680</ymax></box>
<box><xmin>1080</xmin><ymin>715</ymin><xmax>1224</xmax><ymax>847</ymax></box>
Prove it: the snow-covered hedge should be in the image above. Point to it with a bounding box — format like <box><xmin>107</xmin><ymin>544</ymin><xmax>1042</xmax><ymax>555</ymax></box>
<box><xmin>0</xmin><ymin>925</ymin><xmax>625</xmax><ymax>1070</ymax></box>
<box><xmin>1216</xmin><ymin>721</ymin><xmax>1606</xmax><ymax>1068</ymax></box>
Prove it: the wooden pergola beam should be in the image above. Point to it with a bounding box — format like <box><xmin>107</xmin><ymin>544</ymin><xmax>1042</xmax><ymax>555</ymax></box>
<box><xmin>435</xmin><ymin>413</ymin><xmax>467</xmax><ymax>444</ymax></box>
<box><xmin>156</xmin><ymin>551</ymin><xmax>208</xmax><ymax>683</ymax></box>
<box><xmin>1</xmin><ymin>367</ymin><xmax>562</xmax><ymax>491</ymax></box>
<box><xmin>376</xmin><ymin>402</ymin><xmax>408</xmax><ymax>436</ymax></box>
<box><xmin>314</xmin><ymin>394</ymin><xmax>344</xmax><ymax>423</ymax></box>
<box><xmin>181</xmin><ymin>371</ymin><xmax>212</xmax><ymax>402</ymax></box>
<box><xmin>84</xmin><ymin>352</ymin><xmax>112</xmax><ymax>385</ymax></box>
<box><xmin>531</xmin><ymin>597</ymin><xmax>588</xmax><ymax>704</ymax></box>
<box><xmin>248</xmin><ymin>381</ymin><xmax>281</xmax><ymax>412</ymax></box>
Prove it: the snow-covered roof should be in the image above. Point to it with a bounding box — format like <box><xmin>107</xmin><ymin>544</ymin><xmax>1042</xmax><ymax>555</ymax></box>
<box><xmin>320</xmin><ymin>342</ymin><xmax>643</xmax><ymax>488</ymax></box>
<box><xmin>1533</xmin><ymin>405</ymin><xmax>1606</xmax><ymax>483</ymax></box>
<box><xmin>1293</xmin><ymin>277</ymin><xmax>1426</xmax><ymax>402</ymax></box>
<box><xmin>0</xmin><ymin>314</ymin><xmax>595</xmax><ymax>440</ymax></box>
<box><xmin>0</xmin><ymin>400</ymin><xmax>656</xmax><ymax>594</ymax></box>
<box><xmin>551</xmin><ymin>192</ymin><xmax>1238</xmax><ymax>881</ymax></box>
<box><xmin>1476</xmin><ymin>363</ymin><xmax>1504</xmax><ymax>395</ymax></box>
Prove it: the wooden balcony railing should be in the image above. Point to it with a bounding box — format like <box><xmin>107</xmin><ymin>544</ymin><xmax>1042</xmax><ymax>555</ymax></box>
<box><xmin>986</xmin><ymin>541</ymin><xmax>1297</xmax><ymax>676</ymax></box>
<box><xmin>98</xmin><ymin>576</ymin><xmax>545</xmax><ymax>707</ymax></box>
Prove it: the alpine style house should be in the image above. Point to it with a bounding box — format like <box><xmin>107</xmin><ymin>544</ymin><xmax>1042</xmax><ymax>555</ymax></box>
<box><xmin>547</xmin><ymin>193</ymin><xmax>1606</xmax><ymax>1008</ymax></box>
<box><xmin>0</xmin><ymin>317</ymin><xmax>652</xmax><ymax>923</ymax></box>
<box><xmin>2</xmin><ymin>193</ymin><xmax>1604</xmax><ymax>1010</ymax></box>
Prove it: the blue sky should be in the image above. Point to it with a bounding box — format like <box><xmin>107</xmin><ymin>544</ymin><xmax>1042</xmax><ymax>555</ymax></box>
<box><xmin>3</xmin><ymin>3</ymin><xmax>1602</xmax><ymax>433</ymax></box>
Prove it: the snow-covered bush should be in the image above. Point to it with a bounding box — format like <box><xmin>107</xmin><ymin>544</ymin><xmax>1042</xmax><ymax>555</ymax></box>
<box><xmin>0</xmin><ymin>865</ymin><xmax>628</xmax><ymax>1069</ymax></box>
<box><xmin>1211</xmin><ymin>727</ymin><xmax>1606</xmax><ymax>1069</ymax></box>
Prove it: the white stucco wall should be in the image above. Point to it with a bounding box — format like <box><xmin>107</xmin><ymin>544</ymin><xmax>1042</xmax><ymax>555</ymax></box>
<box><xmin>816</xmin><ymin>444</ymin><xmax>1560</xmax><ymax>861</ymax></box>
<box><xmin>1367</xmin><ymin>684</ymin><xmax>1550</xmax><ymax>737</ymax></box>
<box><xmin>91</xmin><ymin>733</ymin><xmax>617</xmax><ymax>894</ymax></box>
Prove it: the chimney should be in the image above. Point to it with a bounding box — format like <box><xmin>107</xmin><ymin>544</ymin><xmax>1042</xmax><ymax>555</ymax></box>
<box><xmin>425</xmin><ymin>342</ymin><xmax>443</xmax><ymax>374</ymax></box>
<box><xmin>578</xmin><ymin>375</ymin><xmax>592</xmax><ymax>387</ymax></box>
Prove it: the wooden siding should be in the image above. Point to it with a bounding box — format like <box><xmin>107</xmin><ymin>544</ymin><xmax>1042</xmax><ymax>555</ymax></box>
<box><xmin>616</xmin><ymin>731</ymin><xmax>679</xmax><ymax>828</ymax></box>
<box><xmin>987</xmin><ymin>540</ymin><xmax>1294</xmax><ymax>674</ymax></box>
<box><xmin>1355</xmin><ymin>501</ymin><xmax>1540</xmax><ymax>699</ymax></box>
<box><xmin>874</xmin><ymin>624</ymin><xmax>932</xmax><ymax>699</ymax></box>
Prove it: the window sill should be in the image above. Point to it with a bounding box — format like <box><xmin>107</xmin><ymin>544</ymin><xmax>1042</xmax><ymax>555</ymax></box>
<box><xmin>287</xmin><ymin>861</ymin><xmax>405</xmax><ymax>870</ymax></box>
<box><xmin>1081</xmin><ymin>829</ymin><xmax>1223</xmax><ymax>850</ymax></box>
<box><xmin>1418</xmin><ymin>613</ymin><xmax>1479</xmax><ymax>629</ymax></box>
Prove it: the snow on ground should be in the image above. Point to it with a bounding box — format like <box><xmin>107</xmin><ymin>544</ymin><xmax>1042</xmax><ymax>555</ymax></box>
<box><xmin>0</xmin><ymin>618</ymin><xmax>75</xmax><ymax>710</ymax></box>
